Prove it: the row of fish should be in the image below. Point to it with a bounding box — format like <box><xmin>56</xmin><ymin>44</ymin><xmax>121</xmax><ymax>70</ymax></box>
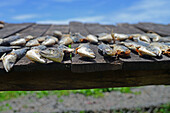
<box><xmin>0</xmin><ymin>31</ymin><xmax>170</xmax><ymax>72</ymax></box>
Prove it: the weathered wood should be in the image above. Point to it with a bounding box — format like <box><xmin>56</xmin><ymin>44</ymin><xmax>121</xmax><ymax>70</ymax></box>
<box><xmin>71</xmin><ymin>43</ymin><xmax>122</xmax><ymax>73</ymax></box>
<box><xmin>0</xmin><ymin>69</ymin><xmax>169</xmax><ymax>91</ymax></box>
<box><xmin>69</xmin><ymin>22</ymin><xmax>89</xmax><ymax>36</ymax></box>
<box><xmin>44</xmin><ymin>24</ymin><xmax>69</xmax><ymax>35</ymax></box>
<box><xmin>18</xmin><ymin>24</ymin><xmax>51</xmax><ymax>37</ymax></box>
<box><xmin>85</xmin><ymin>23</ymin><xmax>110</xmax><ymax>35</ymax></box>
<box><xmin>102</xmin><ymin>23</ymin><xmax>144</xmax><ymax>34</ymax></box>
<box><xmin>134</xmin><ymin>23</ymin><xmax>170</xmax><ymax>36</ymax></box>
<box><xmin>0</xmin><ymin>23</ymin><xmax>34</xmax><ymax>38</ymax></box>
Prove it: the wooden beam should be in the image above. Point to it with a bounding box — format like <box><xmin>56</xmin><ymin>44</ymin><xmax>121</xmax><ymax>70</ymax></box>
<box><xmin>0</xmin><ymin>69</ymin><xmax>169</xmax><ymax>91</ymax></box>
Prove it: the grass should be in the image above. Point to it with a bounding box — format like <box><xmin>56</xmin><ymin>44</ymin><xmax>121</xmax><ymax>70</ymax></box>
<box><xmin>0</xmin><ymin>87</ymin><xmax>136</xmax><ymax>102</ymax></box>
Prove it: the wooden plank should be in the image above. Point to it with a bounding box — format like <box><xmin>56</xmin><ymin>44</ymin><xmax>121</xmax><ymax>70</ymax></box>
<box><xmin>134</xmin><ymin>23</ymin><xmax>170</xmax><ymax>36</ymax></box>
<box><xmin>69</xmin><ymin>22</ymin><xmax>89</xmax><ymax>36</ymax></box>
<box><xmin>102</xmin><ymin>23</ymin><xmax>144</xmax><ymax>34</ymax></box>
<box><xmin>0</xmin><ymin>23</ymin><xmax>34</xmax><ymax>38</ymax></box>
<box><xmin>0</xmin><ymin>69</ymin><xmax>169</xmax><ymax>91</ymax></box>
<box><xmin>18</xmin><ymin>24</ymin><xmax>51</xmax><ymax>37</ymax></box>
<box><xmin>84</xmin><ymin>23</ymin><xmax>110</xmax><ymax>35</ymax></box>
<box><xmin>44</xmin><ymin>24</ymin><xmax>69</xmax><ymax>35</ymax></box>
<box><xmin>71</xmin><ymin>43</ymin><xmax>122</xmax><ymax>73</ymax></box>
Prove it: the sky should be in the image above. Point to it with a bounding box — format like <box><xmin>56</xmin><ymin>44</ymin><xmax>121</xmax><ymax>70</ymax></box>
<box><xmin>0</xmin><ymin>0</ymin><xmax>170</xmax><ymax>25</ymax></box>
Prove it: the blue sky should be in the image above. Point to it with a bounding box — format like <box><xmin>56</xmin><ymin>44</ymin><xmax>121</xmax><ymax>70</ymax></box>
<box><xmin>0</xmin><ymin>0</ymin><xmax>170</xmax><ymax>24</ymax></box>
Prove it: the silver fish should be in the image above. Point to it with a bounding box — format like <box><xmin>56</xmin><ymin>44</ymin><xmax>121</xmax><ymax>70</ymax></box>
<box><xmin>37</xmin><ymin>36</ymin><xmax>46</xmax><ymax>42</ymax></box>
<box><xmin>24</xmin><ymin>35</ymin><xmax>34</xmax><ymax>41</ymax></box>
<box><xmin>98</xmin><ymin>34</ymin><xmax>113</xmax><ymax>43</ymax></box>
<box><xmin>42</xmin><ymin>36</ymin><xmax>58</xmax><ymax>46</ymax></box>
<box><xmin>26</xmin><ymin>45</ymin><xmax>47</xmax><ymax>63</ymax></box>
<box><xmin>40</xmin><ymin>47</ymin><xmax>64</xmax><ymax>63</ymax></box>
<box><xmin>112</xmin><ymin>33</ymin><xmax>129</xmax><ymax>41</ymax></box>
<box><xmin>10</xmin><ymin>38</ymin><xmax>26</xmax><ymax>46</ymax></box>
<box><xmin>76</xmin><ymin>44</ymin><xmax>95</xmax><ymax>59</ymax></box>
<box><xmin>53</xmin><ymin>30</ymin><xmax>62</xmax><ymax>39</ymax></box>
<box><xmin>144</xmin><ymin>33</ymin><xmax>161</xmax><ymax>42</ymax></box>
<box><xmin>98</xmin><ymin>43</ymin><xmax>116</xmax><ymax>57</ymax></box>
<box><xmin>1</xmin><ymin>48</ymin><xmax>28</xmax><ymax>72</ymax></box>
<box><xmin>136</xmin><ymin>46</ymin><xmax>157</xmax><ymax>57</ymax></box>
<box><xmin>26</xmin><ymin>39</ymin><xmax>40</xmax><ymax>47</ymax></box>
<box><xmin>59</xmin><ymin>35</ymin><xmax>73</xmax><ymax>45</ymax></box>
<box><xmin>0</xmin><ymin>24</ymin><xmax>4</xmax><ymax>29</ymax></box>
<box><xmin>0</xmin><ymin>35</ymin><xmax>21</xmax><ymax>45</ymax></box>
<box><xmin>58</xmin><ymin>45</ymin><xmax>75</xmax><ymax>53</ymax></box>
<box><xmin>110</xmin><ymin>44</ymin><xmax>131</xmax><ymax>57</ymax></box>
<box><xmin>86</xmin><ymin>34</ymin><xmax>98</xmax><ymax>43</ymax></box>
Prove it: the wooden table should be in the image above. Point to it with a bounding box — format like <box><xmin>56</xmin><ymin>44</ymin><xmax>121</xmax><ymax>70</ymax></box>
<box><xmin>0</xmin><ymin>22</ymin><xmax>169</xmax><ymax>91</ymax></box>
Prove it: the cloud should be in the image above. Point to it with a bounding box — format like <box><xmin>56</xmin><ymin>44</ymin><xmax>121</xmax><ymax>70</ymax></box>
<box><xmin>12</xmin><ymin>14</ymin><xmax>39</xmax><ymax>20</ymax></box>
<box><xmin>38</xmin><ymin>0</ymin><xmax>170</xmax><ymax>24</ymax></box>
<box><xmin>52</xmin><ymin>0</ymin><xmax>78</xmax><ymax>2</ymax></box>
<box><xmin>37</xmin><ymin>16</ymin><xmax>105</xmax><ymax>24</ymax></box>
<box><xmin>0</xmin><ymin>0</ymin><xmax>24</xmax><ymax>7</ymax></box>
<box><xmin>107</xmin><ymin>0</ymin><xmax>170</xmax><ymax>24</ymax></box>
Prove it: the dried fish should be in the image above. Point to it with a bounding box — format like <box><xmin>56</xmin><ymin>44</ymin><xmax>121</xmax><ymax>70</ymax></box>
<box><xmin>98</xmin><ymin>43</ymin><xmax>116</xmax><ymax>57</ymax></box>
<box><xmin>110</xmin><ymin>44</ymin><xmax>131</xmax><ymax>57</ymax></box>
<box><xmin>40</xmin><ymin>47</ymin><xmax>64</xmax><ymax>63</ymax></box>
<box><xmin>1</xmin><ymin>48</ymin><xmax>28</xmax><ymax>72</ymax></box>
<box><xmin>24</xmin><ymin>35</ymin><xmax>34</xmax><ymax>41</ymax></box>
<box><xmin>59</xmin><ymin>35</ymin><xmax>73</xmax><ymax>45</ymax></box>
<box><xmin>53</xmin><ymin>30</ymin><xmax>62</xmax><ymax>39</ymax></box>
<box><xmin>86</xmin><ymin>34</ymin><xmax>98</xmax><ymax>43</ymax></box>
<box><xmin>76</xmin><ymin>44</ymin><xmax>95</xmax><ymax>59</ymax></box>
<box><xmin>98</xmin><ymin>34</ymin><xmax>113</xmax><ymax>43</ymax></box>
<box><xmin>10</xmin><ymin>38</ymin><xmax>26</xmax><ymax>46</ymax></box>
<box><xmin>111</xmin><ymin>33</ymin><xmax>129</xmax><ymax>41</ymax></box>
<box><xmin>26</xmin><ymin>39</ymin><xmax>40</xmax><ymax>47</ymax></box>
<box><xmin>37</xmin><ymin>36</ymin><xmax>46</xmax><ymax>42</ymax></box>
<box><xmin>26</xmin><ymin>45</ymin><xmax>47</xmax><ymax>63</ymax></box>
<box><xmin>42</xmin><ymin>36</ymin><xmax>58</xmax><ymax>46</ymax></box>
<box><xmin>0</xmin><ymin>35</ymin><xmax>21</xmax><ymax>45</ymax></box>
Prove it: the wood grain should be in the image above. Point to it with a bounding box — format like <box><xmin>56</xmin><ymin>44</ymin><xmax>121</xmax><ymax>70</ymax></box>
<box><xmin>69</xmin><ymin>22</ymin><xmax>89</xmax><ymax>36</ymax></box>
<box><xmin>0</xmin><ymin>23</ymin><xmax>34</xmax><ymax>38</ymax></box>
<box><xmin>134</xmin><ymin>23</ymin><xmax>170</xmax><ymax>36</ymax></box>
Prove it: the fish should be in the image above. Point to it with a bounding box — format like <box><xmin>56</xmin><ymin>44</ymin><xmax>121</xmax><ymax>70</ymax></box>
<box><xmin>41</xmin><ymin>36</ymin><xmax>58</xmax><ymax>46</ymax></box>
<box><xmin>128</xmin><ymin>34</ymin><xmax>141</xmax><ymax>40</ymax></box>
<box><xmin>53</xmin><ymin>30</ymin><xmax>62</xmax><ymax>39</ymax></box>
<box><xmin>59</xmin><ymin>35</ymin><xmax>73</xmax><ymax>45</ymax></box>
<box><xmin>40</xmin><ymin>47</ymin><xmax>64</xmax><ymax>63</ymax></box>
<box><xmin>111</xmin><ymin>33</ymin><xmax>129</xmax><ymax>41</ymax></box>
<box><xmin>0</xmin><ymin>24</ymin><xmax>4</xmax><ymax>29</ymax></box>
<box><xmin>86</xmin><ymin>34</ymin><xmax>98</xmax><ymax>43</ymax></box>
<box><xmin>98</xmin><ymin>43</ymin><xmax>116</xmax><ymax>57</ymax></box>
<box><xmin>119</xmin><ymin>41</ymin><xmax>143</xmax><ymax>52</ymax></box>
<box><xmin>26</xmin><ymin>45</ymin><xmax>47</xmax><ymax>63</ymax></box>
<box><xmin>0</xmin><ymin>35</ymin><xmax>21</xmax><ymax>45</ymax></box>
<box><xmin>110</xmin><ymin>44</ymin><xmax>131</xmax><ymax>57</ymax></box>
<box><xmin>10</xmin><ymin>38</ymin><xmax>26</xmax><ymax>46</ymax></box>
<box><xmin>98</xmin><ymin>34</ymin><xmax>113</xmax><ymax>43</ymax></box>
<box><xmin>1</xmin><ymin>48</ymin><xmax>28</xmax><ymax>72</ymax></box>
<box><xmin>71</xmin><ymin>33</ymin><xmax>87</xmax><ymax>43</ymax></box>
<box><xmin>0</xmin><ymin>46</ymin><xmax>21</xmax><ymax>56</ymax></box>
<box><xmin>139</xmin><ymin>35</ymin><xmax>151</xmax><ymax>43</ymax></box>
<box><xmin>144</xmin><ymin>33</ymin><xmax>161</xmax><ymax>42</ymax></box>
<box><xmin>26</xmin><ymin>39</ymin><xmax>40</xmax><ymax>47</ymax></box>
<box><xmin>58</xmin><ymin>45</ymin><xmax>75</xmax><ymax>53</ymax></box>
<box><xmin>150</xmin><ymin>42</ymin><xmax>170</xmax><ymax>56</ymax></box>
<box><xmin>76</xmin><ymin>44</ymin><xmax>95</xmax><ymax>59</ymax></box>
<box><xmin>129</xmin><ymin>34</ymin><xmax>151</xmax><ymax>43</ymax></box>
<box><xmin>136</xmin><ymin>46</ymin><xmax>157</xmax><ymax>57</ymax></box>
<box><xmin>36</xmin><ymin>36</ymin><xmax>46</xmax><ymax>43</ymax></box>
<box><xmin>24</xmin><ymin>35</ymin><xmax>34</xmax><ymax>41</ymax></box>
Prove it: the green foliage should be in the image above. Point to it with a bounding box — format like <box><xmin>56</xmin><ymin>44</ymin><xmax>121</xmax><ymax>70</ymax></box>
<box><xmin>0</xmin><ymin>87</ymin><xmax>138</xmax><ymax>102</ymax></box>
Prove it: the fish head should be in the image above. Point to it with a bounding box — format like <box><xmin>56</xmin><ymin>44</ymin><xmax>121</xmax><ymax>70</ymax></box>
<box><xmin>2</xmin><ymin>53</ymin><xmax>17</xmax><ymax>72</ymax></box>
<box><xmin>40</xmin><ymin>48</ymin><xmax>64</xmax><ymax>62</ymax></box>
